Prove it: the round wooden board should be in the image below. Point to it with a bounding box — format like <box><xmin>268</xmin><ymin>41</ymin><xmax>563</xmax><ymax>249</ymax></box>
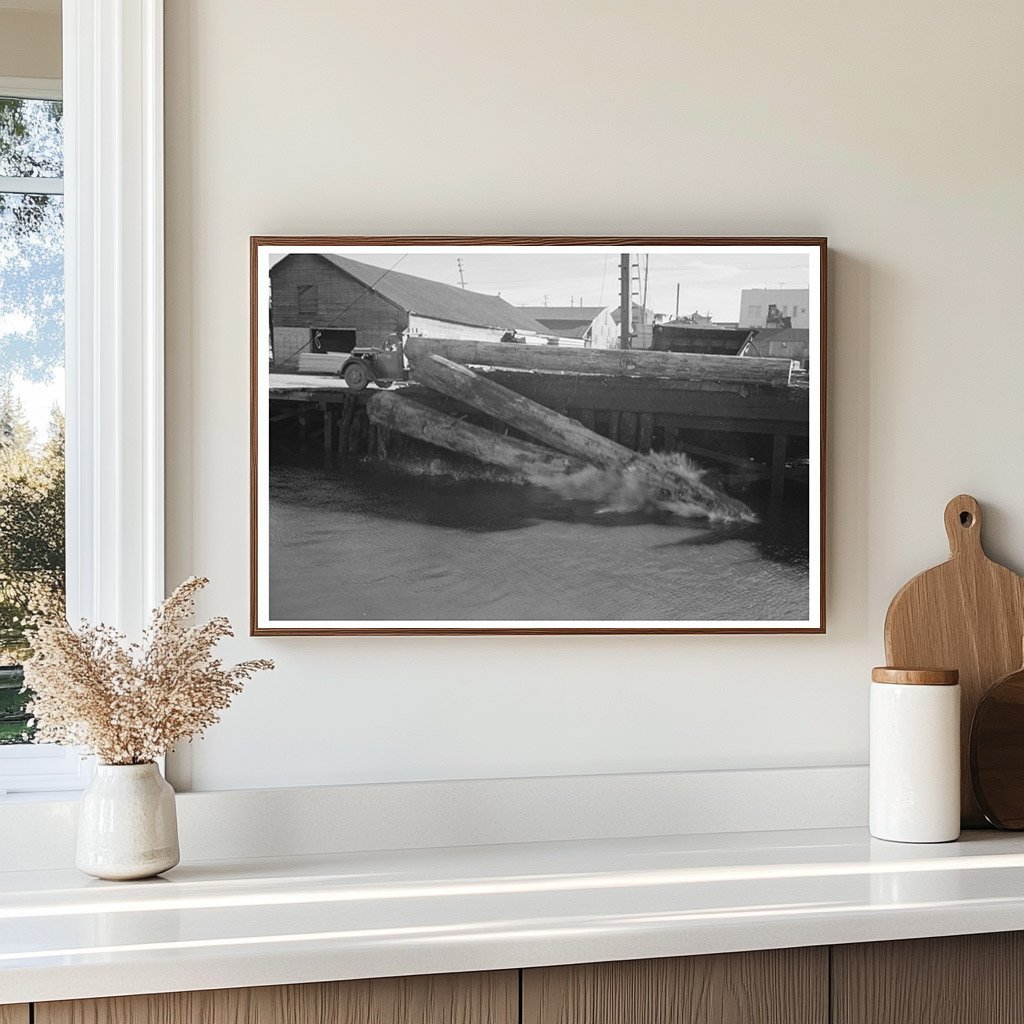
<box><xmin>884</xmin><ymin>495</ymin><xmax>1024</xmax><ymax>827</ymax></box>
<box><xmin>971</xmin><ymin>663</ymin><xmax>1024</xmax><ymax>829</ymax></box>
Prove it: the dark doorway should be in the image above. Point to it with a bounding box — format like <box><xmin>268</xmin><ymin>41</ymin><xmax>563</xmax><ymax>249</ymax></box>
<box><xmin>312</xmin><ymin>329</ymin><xmax>357</xmax><ymax>354</ymax></box>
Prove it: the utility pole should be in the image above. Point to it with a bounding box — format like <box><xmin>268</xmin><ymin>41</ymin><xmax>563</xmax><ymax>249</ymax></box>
<box><xmin>640</xmin><ymin>255</ymin><xmax>650</xmax><ymax>344</ymax></box>
<box><xmin>619</xmin><ymin>253</ymin><xmax>631</xmax><ymax>350</ymax></box>
<box><xmin>457</xmin><ymin>258</ymin><xmax>466</xmax><ymax>289</ymax></box>
<box><xmin>675</xmin><ymin>283</ymin><xmax>680</xmax><ymax>321</ymax></box>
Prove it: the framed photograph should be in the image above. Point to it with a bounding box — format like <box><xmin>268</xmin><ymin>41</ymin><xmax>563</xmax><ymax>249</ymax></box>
<box><xmin>250</xmin><ymin>236</ymin><xmax>826</xmax><ymax>635</ymax></box>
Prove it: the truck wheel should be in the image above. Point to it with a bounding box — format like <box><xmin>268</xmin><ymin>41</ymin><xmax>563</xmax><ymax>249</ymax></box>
<box><xmin>343</xmin><ymin>361</ymin><xmax>371</xmax><ymax>391</ymax></box>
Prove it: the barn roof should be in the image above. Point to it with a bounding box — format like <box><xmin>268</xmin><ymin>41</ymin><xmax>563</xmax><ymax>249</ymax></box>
<box><xmin>546</xmin><ymin>323</ymin><xmax>592</xmax><ymax>339</ymax></box>
<box><xmin>519</xmin><ymin>306</ymin><xmax>608</xmax><ymax>323</ymax></box>
<box><xmin>610</xmin><ymin>305</ymin><xmax>654</xmax><ymax>325</ymax></box>
<box><xmin>310</xmin><ymin>254</ymin><xmax>550</xmax><ymax>333</ymax></box>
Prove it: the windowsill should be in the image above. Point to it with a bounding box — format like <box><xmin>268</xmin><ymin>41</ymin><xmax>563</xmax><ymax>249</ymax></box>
<box><xmin>0</xmin><ymin>789</ymin><xmax>86</xmax><ymax>804</ymax></box>
<box><xmin>4</xmin><ymin>825</ymin><xmax>1024</xmax><ymax>1004</ymax></box>
<box><xmin>0</xmin><ymin>744</ymin><xmax>95</xmax><ymax>799</ymax></box>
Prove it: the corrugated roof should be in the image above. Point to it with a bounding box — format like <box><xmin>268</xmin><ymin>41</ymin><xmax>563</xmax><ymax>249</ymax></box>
<box><xmin>314</xmin><ymin>254</ymin><xmax>550</xmax><ymax>333</ymax></box>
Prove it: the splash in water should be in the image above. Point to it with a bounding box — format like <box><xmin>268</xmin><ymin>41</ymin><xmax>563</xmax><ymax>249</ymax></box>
<box><xmin>363</xmin><ymin>449</ymin><xmax>756</xmax><ymax>525</ymax></box>
<box><xmin>531</xmin><ymin>451</ymin><xmax>758</xmax><ymax>525</ymax></box>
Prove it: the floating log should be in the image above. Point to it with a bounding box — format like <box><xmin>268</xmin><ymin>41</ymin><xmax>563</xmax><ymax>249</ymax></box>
<box><xmin>405</xmin><ymin>336</ymin><xmax>793</xmax><ymax>387</ymax></box>
<box><xmin>408</xmin><ymin>352</ymin><xmax>756</xmax><ymax>522</ymax></box>
<box><xmin>367</xmin><ymin>391</ymin><xmax>583</xmax><ymax>478</ymax></box>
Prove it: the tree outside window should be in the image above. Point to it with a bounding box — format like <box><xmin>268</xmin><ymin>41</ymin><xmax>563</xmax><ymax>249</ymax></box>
<box><xmin>0</xmin><ymin>94</ymin><xmax>65</xmax><ymax>744</ymax></box>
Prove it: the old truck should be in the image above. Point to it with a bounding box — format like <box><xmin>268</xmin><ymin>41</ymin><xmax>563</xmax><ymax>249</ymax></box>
<box><xmin>336</xmin><ymin>335</ymin><xmax>407</xmax><ymax>392</ymax></box>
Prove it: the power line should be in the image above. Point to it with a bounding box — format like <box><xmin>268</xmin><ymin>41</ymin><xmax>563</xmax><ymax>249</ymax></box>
<box><xmin>318</xmin><ymin>254</ymin><xmax>410</xmax><ymax>331</ymax></box>
<box><xmin>273</xmin><ymin>254</ymin><xmax>411</xmax><ymax>369</ymax></box>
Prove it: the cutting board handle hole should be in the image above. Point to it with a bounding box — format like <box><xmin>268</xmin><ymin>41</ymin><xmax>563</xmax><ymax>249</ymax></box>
<box><xmin>944</xmin><ymin>495</ymin><xmax>983</xmax><ymax>556</ymax></box>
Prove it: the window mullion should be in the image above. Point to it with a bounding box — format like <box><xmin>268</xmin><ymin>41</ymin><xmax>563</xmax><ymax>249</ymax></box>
<box><xmin>0</xmin><ymin>176</ymin><xmax>64</xmax><ymax>195</ymax></box>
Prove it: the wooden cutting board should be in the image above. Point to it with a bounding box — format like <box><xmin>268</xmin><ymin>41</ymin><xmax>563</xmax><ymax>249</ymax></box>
<box><xmin>884</xmin><ymin>494</ymin><xmax>1024</xmax><ymax>827</ymax></box>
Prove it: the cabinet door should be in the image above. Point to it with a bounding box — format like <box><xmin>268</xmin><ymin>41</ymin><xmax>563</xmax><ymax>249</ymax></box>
<box><xmin>36</xmin><ymin>971</ymin><xmax>517</xmax><ymax>1024</ymax></box>
<box><xmin>832</xmin><ymin>933</ymin><xmax>1024</xmax><ymax>1024</ymax></box>
<box><xmin>523</xmin><ymin>949</ymin><xmax>828</xmax><ymax>1024</ymax></box>
<box><xmin>0</xmin><ymin>1007</ymin><xmax>29</xmax><ymax>1024</ymax></box>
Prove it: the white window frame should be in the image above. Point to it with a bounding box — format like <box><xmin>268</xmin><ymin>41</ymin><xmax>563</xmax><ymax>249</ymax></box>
<box><xmin>0</xmin><ymin>74</ymin><xmax>80</xmax><ymax>797</ymax></box>
<box><xmin>0</xmin><ymin>76</ymin><xmax>64</xmax><ymax>193</ymax></box>
<box><xmin>0</xmin><ymin>0</ymin><xmax>164</xmax><ymax>799</ymax></box>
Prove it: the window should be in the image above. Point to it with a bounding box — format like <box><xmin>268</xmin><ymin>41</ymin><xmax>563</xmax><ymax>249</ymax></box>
<box><xmin>0</xmin><ymin>85</ymin><xmax>64</xmax><ymax>746</ymax></box>
<box><xmin>0</xmin><ymin>80</ymin><xmax>87</xmax><ymax>798</ymax></box>
<box><xmin>0</xmin><ymin>7</ymin><xmax>167</xmax><ymax>798</ymax></box>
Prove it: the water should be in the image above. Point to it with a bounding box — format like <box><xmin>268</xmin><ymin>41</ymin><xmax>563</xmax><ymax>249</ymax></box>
<box><xmin>268</xmin><ymin>456</ymin><xmax>810</xmax><ymax>623</ymax></box>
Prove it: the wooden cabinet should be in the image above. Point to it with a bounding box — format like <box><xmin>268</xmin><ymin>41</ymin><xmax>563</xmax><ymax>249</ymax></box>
<box><xmin>35</xmin><ymin>972</ymin><xmax>518</xmax><ymax>1024</ymax></box>
<box><xmin>522</xmin><ymin>948</ymin><xmax>828</xmax><ymax>1024</ymax></box>
<box><xmin>17</xmin><ymin>933</ymin><xmax>1024</xmax><ymax>1024</ymax></box>
<box><xmin>832</xmin><ymin>932</ymin><xmax>1024</xmax><ymax>1024</ymax></box>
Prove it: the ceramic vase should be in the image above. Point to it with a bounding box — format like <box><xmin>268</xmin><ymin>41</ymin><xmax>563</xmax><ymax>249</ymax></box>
<box><xmin>76</xmin><ymin>762</ymin><xmax>180</xmax><ymax>880</ymax></box>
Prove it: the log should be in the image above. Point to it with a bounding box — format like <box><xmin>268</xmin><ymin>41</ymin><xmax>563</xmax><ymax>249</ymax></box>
<box><xmin>366</xmin><ymin>391</ymin><xmax>583</xmax><ymax>478</ymax></box>
<box><xmin>405</xmin><ymin>336</ymin><xmax>793</xmax><ymax>386</ymax></box>
<box><xmin>408</xmin><ymin>352</ymin><xmax>637</xmax><ymax>471</ymax></box>
<box><xmin>408</xmin><ymin>353</ymin><xmax>757</xmax><ymax>522</ymax></box>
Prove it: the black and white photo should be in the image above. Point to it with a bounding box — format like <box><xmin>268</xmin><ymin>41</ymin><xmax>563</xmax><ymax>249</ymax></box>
<box><xmin>251</xmin><ymin>238</ymin><xmax>825</xmax><ymax>634</ymax></box>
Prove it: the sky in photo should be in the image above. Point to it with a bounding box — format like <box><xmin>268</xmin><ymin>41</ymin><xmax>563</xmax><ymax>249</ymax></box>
<box><xmin>338</xmin><ymin>250</ymin><xmax>812</xmax><ymax>322</ymax></box>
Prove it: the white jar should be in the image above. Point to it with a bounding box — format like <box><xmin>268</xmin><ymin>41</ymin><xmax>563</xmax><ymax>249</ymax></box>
<box><xmin>870</xmin><ymin>667</ymin><xmax>960</xmax><ymax>843</ymax></box>
<box><xmin>76</xmin><ymin>762</ymin><xmax>180</xmax><ymax>880</ymax></box>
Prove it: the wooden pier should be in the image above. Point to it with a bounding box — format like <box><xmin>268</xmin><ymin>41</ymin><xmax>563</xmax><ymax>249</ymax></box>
<box><xmin>268</xmin><ymin>342</ymin><xmax>809</xmax><ymax>500</ymax></box>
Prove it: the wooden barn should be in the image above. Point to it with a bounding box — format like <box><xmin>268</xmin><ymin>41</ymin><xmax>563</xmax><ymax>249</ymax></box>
<box><xmin>269</xmin><ymin>253</ymin><xmax>551</xmax><ymax>371</ymax></box>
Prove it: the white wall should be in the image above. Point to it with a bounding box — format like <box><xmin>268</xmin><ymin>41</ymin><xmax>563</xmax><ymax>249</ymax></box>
<box><xmin>164</xmin><ymin>0</ymin><xmax>1024</xmax><ymax>791</ymax></box>
<box><xmin>0</xmin><ymin>7</ymin><xmax>61</xmax><ymax>81</ymax></box>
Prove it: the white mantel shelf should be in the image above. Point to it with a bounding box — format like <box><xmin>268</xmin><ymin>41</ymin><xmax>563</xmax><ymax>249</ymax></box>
<box><xmin>5</xmin><ymin>826</ymin><xmax>1024</xmax><ymax>1004</ymax></box>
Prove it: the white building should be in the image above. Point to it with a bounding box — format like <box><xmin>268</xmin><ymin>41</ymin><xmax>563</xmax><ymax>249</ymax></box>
<box><xmin>738</xmin><ymin>288</ymin><xmax>810</xmax><ymax>329</ymax></box>
<box><xmin>519</xmin><ymin>306</ymin><xmax>619</xmax><ymax>348</ymax></box>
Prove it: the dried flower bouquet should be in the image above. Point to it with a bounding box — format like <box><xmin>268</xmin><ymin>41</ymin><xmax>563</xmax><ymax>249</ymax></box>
<box><xmin>23</xmin><ymin>577</ymin><xmax>273</xmax><ymax>765</ymax></box>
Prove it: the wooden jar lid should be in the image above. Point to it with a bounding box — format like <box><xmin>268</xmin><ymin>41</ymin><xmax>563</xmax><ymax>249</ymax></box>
<box><xmin>871</xmin><ymin>667</ymin><xmax>960</xmax><ymax>686</ymax></box>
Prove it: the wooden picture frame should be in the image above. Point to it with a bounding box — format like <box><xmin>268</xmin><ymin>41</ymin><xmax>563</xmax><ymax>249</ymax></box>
<box><xmin>251</xmin><ymin>236</ymin><xmax>827</xmax><ymax>635</ymax></box>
